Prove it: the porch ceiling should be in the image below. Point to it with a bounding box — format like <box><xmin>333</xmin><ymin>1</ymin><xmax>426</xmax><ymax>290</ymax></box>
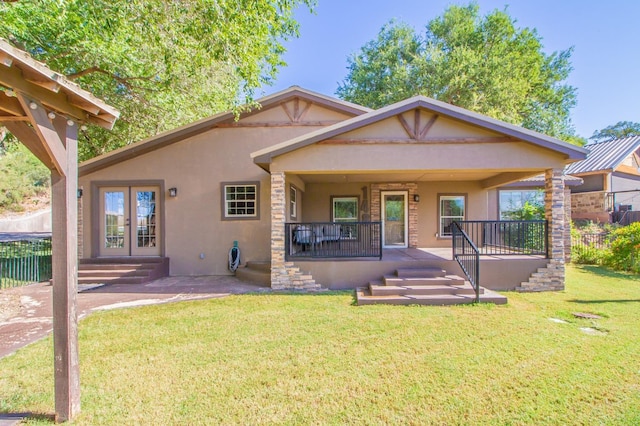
<box><xmin>295</xmin><ymin>169</ymin><xmax>542</xmax><ymax>185</ymax></box>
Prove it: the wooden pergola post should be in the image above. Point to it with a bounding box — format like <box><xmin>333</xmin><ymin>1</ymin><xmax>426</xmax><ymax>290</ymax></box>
<box><xmin>0</xmin><ymin>39</ymin><xmax>118</xmax><ymax>423</ymax></box>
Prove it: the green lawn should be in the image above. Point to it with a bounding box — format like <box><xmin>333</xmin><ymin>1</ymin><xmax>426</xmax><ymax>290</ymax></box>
<box><xmin>1</xmin><ymin>265</ymin><xmax>640</xmax><ymax>424</ymax></box>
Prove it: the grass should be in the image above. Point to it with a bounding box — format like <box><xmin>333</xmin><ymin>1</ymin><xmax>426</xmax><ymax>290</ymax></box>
<box><xmin>1</xmin><ymin>265</ymin><xmax>640</xmax><ymax>424</ymax></box>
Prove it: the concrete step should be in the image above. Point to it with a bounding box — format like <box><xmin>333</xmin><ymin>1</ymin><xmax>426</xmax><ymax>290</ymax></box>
<box><xmin>78</xmin><ymin>269</ymin><xmax>151</xmax><ymax>277</ymax></box>
<box><xmin>78</xmin><ymin>257</ymin><xmax>169</xmax><ymax>284</ymax></box>
<box><xmin>383</xmin><ymin>275</ymin><xmax>465</xmax><ymax>286</ymax></box>
<box><xmin>369</xmin><ymin>283</ymin><xmax>482</xmax><ymax>297</ymax></box>
<box><xmin>235</xmin><ymin>264</ymin><xmax>271</xmax><ymax>286</ymax></box>
<box><xmin>79</xmin><ymin>263</ymin><xmax>157</xmax><ymax>270</ymax></box>
<box><xmin>245</xmin><ymin>261</ymin><xmax>271</xmax><ymax>272</ymax></box>
<box><xmin>356</xmin><ymin>287</ymin><xmax>507</xmax><ymax>306</ymax></box>
<box><xmin>395</xmin><ymin>267</ymin><xmax>446</xmax><ymax>278</ymax></box>
<box><xmin>78</xmin><ymin>275</ymin><xmax>148</xmax><ymax>285</ymax></box>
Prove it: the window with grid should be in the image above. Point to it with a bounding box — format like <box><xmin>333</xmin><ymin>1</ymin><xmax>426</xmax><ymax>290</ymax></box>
<box><xmin>439</xmin><ymin>195</ymin><xmax>465</xmax><ymax>237</ymax></box>
<box><xmin>223</xmin><ymin>183</ymin><xmax>258</xmax><ymax>219</ymax></box>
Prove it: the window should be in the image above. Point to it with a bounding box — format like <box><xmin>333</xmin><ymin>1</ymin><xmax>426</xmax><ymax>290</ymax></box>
<box><xmin>499</xmin><ymin>190</ymin><xmax>544</xmax><ymax>220</ymax></box>
<box><xmin>332</xmin><ymin>197</ymin><xmax>358</xmax><ymax>222</ymax></box>
<box><xmin>222</xmin><ymin>182</ymin><xmax>259</xmax><ymax>219</ymax></box>
<box><xmin>289</xmin><ymin>185</ymin><xmax>297</xmax><ymax>219</ymax></box>
<box><xmin>439</xmin><ymin>195</ymin><xmax>465</xmax><ymax>237</ymax></box>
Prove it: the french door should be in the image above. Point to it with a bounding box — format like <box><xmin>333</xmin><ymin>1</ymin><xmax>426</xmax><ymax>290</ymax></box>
<box><xmin>99</xmin><ymin>186</ymin><xmax>160</xmax><ymax>256</ymax></box>
<box><xmin>381</xmin><ymin>191</ymin><xmax>408</xmax><ymax>248</ymax></box>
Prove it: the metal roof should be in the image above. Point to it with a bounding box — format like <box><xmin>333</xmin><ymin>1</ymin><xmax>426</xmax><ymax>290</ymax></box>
<box><xmin>564</xmin><ymin>136</ymin><xmax>640</xmax><ymax>175</ymax></box>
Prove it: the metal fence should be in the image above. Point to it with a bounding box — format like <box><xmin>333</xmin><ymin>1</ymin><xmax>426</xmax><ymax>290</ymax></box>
<box><xmin>571</xmin><ymin>232</ymin><xmax>611</xmax><ymax>251</ymax></box>
<box><xmin>0</xmin><ymin>237</ymin><xmax>52</xmax><ymax>289</ymax></box>
<box><xmin>285</xmin><ymin>222</ymin><xmax>382</xmax><ymax>259</ymax></box>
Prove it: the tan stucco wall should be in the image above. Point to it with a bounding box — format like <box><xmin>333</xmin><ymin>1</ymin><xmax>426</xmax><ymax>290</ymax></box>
<box><xmin>80</xmin><ymin>102</ymin><xmax>350</xmax><ymax>275</ymax></box>
<box><xmin>299</xmin><ymin>180</ymin><xmax>490</xmax><ymax>248</ymax></box>
<box><xmin>271</xmin><ymin>141</ymin><xmax>568</xmax><ymax>173</ymax></box>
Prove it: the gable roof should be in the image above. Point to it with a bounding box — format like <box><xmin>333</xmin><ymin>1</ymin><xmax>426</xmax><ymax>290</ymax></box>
<box><xmin>1</xmin><ymin>38</ymin><xmax>119</xmax><ymax>129</ymax></box>
<box><xmin>251</xmin><ymin>95</ymin><xmax>588</xmax><ymax>169</ymax></box>
<box><xmin>79</xmin><ymin>86</ymin><xmax>371</xmax><ymax>176</ymax></box>
<box><xmin>564</xmin><ymin>136</ymin><xmax>640</xmax><ymax>175</ymax></box>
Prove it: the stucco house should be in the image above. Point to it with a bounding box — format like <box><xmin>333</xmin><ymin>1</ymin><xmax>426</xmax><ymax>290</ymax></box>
<box><xmin>565</xmin><ymin>136</ymin><xmax>640</xmax><ymax>224</ymax></box>
<box><xmin>78</xmin><ymin>87</ymin><xmax>587</xmax><ymax>303</ymax></box>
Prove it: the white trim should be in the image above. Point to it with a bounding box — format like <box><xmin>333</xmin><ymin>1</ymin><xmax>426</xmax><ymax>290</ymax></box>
<box><xmin>381</xmin><ymin>191</ymin><xmax>408</xmax><ymax>248</ymax></box>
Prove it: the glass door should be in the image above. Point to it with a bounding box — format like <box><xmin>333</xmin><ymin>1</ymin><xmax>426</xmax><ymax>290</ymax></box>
<box><xmin>382</xmin><ymin>191</ymin><xmax>408</xmax><ymax>248</ymax></box>
<box><xmin>99</xmin><ymin>186</ymin><xmax>160</xmax><ymax>256</ymax></box>
<box><xmin>100</xmin><ymin>187</ymin><xmax>130</xmax><ymax>256</ymax></box>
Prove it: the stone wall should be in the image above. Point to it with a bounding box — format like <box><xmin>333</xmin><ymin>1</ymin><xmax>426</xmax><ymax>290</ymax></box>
<box><xmin>571</xmin><ymin>191</ymin><xmax>609</xmax><ymax>223</ymax></box>
<box><xmin>517</xmin><ymin>169</ymin><xmax>565</xmax><ymax>292</ymax></box>
<box><xmin>269</xmin><ymin>172</ymin><xmax>320</xmax><ymax>290</ymax></box>
<box><xmin>370</xmin><ymin>183</ymin><xmax>418</xmax><ymax>248</ymax></box>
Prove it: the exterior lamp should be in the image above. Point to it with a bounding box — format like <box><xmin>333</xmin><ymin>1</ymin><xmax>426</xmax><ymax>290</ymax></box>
<box><xmin>413</xmin><ymin>194</ymin><xmax>420</xmax><ymax>202</ymax></box>
<box><xmin>169</xmin><ymin>187</ymin><xmax>178</xmax><ymax>197</ymax></box>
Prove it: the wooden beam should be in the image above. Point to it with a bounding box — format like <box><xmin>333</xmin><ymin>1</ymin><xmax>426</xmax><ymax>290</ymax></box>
<box><xmin>397</xmin><ymin>114</ymin><xmax>416</xmax><ymax>139</ymax></box>
<box><xmin>3</xmin><ymin>121</ymin><xmax>56</xmax><ymax>169</ymax></box>
<box><xmin>0</xmin><ymin>93</ymin><xmax>25</xmax><ymax>115</ymax></box>
<box><xmin>18</xmin><ymin>94</ymin><xmax>67</xmax><ymax>175</ymax></box>
<box><xmin>51</xmin><ymin>120</ymin><xmax>81</xmax><ymax>422</ymax></box>
<box><xmin>1</xmin><ymin>64</ymin><xmax>89</xmax><ymax>123</ymax></box>
<box><xmin>0</xmin><ymin>51</ymin><xmax>12</xmax><ymax>67</ymax></box>
<box><xmin>216</xmin><ymin>120</ymin><xmax>341</xmax><ymax>128</ymax></box>
<box><xmin>419</xmin><ymin>114</ymin><xmax>438</xmax><ymax>139</ymax></box>
<box><xmin>297</xmin><ymin>100</ymin><xmax>312</xmax><ymax>122</ymax></box>
<box><xmin>319</xmin><ymin>136</ymin><xmax>516</xmax><ymax>145</ymax></box>
<box><xmin>0</xmin><ymin>115</ymin><xmax>29</xmax><ymax>122</ymax></box>
<box><xmin>25</xmin><ymin>76</ymin><xmax>61</xmax><ymax>93</ymax></box>
<box><xmin>280</xmin><ymin>101</ymin><xmax>295</xmax><ymax>122</ymax></box>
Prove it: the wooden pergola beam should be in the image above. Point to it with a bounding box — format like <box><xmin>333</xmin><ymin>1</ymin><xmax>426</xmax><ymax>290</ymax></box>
<box><xmin>17</xmin><ymin>94</ymin><xmax>67</xmax><ymax>175</ymax></box>
<box><xmin>0</xmin><ymin>37</ymin><xmax>119</xmax><ymax>423</ymax></box>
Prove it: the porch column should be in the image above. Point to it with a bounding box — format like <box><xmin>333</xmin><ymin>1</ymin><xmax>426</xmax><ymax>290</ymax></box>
<box><xmin>270</xmin><ymin>171</ymin><xmax>321</xmax><ymax>290</ymax></box>
<box><xmin>270</xmin><ymin>171</ymin><xmax>287</xmax><ymax>289</ymax></box>
<box><xmin>518</xmin><ymin>168</ymin><xmax>565</xmax><ymax>291</ymax></box>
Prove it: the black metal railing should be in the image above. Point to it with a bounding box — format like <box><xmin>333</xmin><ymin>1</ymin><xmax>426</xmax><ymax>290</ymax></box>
<box><xmin>0</xmin><ymin>237</ymin><xmax>52</xmax><ymax>289</ymax></box>
<box><xmin>455</xmin><ymin>220</ymin><xmax>548</xmax><ymax>256</ymax></box>
<box><xmin>285</xmin><ymin>222</ymin><xmax>382</xmax><ymax>259</ymax></box>
<box><xmin>452</xmin><ymin>222</ymin><xmax>480</xmax><ymax>303</ymax></box>
<box><xmin>572</xmin><ymin>232</ymin><xmax>611</xmax><ymax>251</ymax></box>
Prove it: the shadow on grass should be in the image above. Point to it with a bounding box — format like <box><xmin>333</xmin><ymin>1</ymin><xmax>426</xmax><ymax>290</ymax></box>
<box><xmin>573</xmin><ymin>265</ymin><xmax>640</xmax><ymax>281</ymax></box>
<box><xmin>0</xmin><ymin>412</ymin><xmax>54</xmax><ymax>423</ymax></box>
<box><xmin>569</xmin><ymin>299</ymin><xmax>640</xmax><ymax>304</ymax></box>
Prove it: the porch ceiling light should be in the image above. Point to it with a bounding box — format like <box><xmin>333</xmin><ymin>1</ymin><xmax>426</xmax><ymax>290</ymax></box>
<box><xmin>169</xmin><ymin>187</ymin><xmax>178</xmax><ymax>197</ymax></box>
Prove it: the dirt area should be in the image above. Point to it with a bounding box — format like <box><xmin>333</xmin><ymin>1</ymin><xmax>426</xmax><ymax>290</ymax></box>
<box><xmin>0</xmin><ymin>291</ymin><xmax>22</xmax><ymax>322</ymax></box>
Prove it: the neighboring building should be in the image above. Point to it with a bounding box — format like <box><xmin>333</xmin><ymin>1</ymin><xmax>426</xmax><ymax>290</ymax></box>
<box><xmin>78</xmin><ymin>87</ymin><xmax>587</xmax><ymax>294</ymax></box>
<box><xmin>565</xmin><ymin>136</ymin><xmax>640</xmax><ymax>223</ymax></box>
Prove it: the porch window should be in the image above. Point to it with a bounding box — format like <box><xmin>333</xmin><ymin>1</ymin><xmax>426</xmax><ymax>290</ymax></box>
<box><xmin>222</xmin><ymin>182</ymin><xmax>259</xmax><ymax>220</ymax></box>
<box><xmin>439</xmin><ymin>195</ymin><xmax>465</xmax><ymax>237</ymax></box>
<box><xmin>332</xmin><ymin>197</ymin><xmax>358</xmax><ymax>222</ymax></box>
<box><xmin>290</xmin><ymin>185</ymin><xmax>297</xmax><ymax>219</ymax></box>
<box><xmin>499</xmin><ymin>190</ymin><xmax>544</xmax><ymax>220</ymax></box>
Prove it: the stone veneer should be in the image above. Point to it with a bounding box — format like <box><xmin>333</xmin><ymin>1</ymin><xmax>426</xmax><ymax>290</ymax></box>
<box><xmin>270</xmin><ymin>171</ymin><xmax>321</xmax><ymax>290</ymax></box>
<box><xmin>370</xmin><ymin>183</ymin><xmax>419</xmax><ymax>248</ymax></box>
<box><xmin>571</xmin><ymin>191</ymin><xmax>610</xmax><ymax>223</ymax></box>
<box><xmin>517</xmin><ymin>169</ymin><xmax>565</xmax><ymax>291</ymax></box>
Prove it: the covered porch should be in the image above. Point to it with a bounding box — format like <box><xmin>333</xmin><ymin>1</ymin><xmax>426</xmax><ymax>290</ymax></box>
<box><xmin>251</xmin><ymin>95</ymin><xmax>586</xmax><ymax>292</ymax></box>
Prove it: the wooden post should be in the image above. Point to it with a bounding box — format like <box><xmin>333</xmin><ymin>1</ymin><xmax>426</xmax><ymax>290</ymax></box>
<box><xmin>51</xmin><ymin>116</ymin><xmax>80</xmax><ymax>422</ymax></box>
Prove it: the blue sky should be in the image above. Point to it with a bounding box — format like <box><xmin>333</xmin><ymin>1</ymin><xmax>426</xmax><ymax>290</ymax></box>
<box><xmin>266</xmin><ymin>0</ymin><xmax>639</xmax><ymax>140</ymax></box>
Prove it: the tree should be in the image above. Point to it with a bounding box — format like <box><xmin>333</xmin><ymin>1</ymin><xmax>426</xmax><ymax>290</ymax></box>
<box><xmin>590</xmin><ymin>121</ymin><xmax>640</xmax><ymax>143</ymax></box>
<box><xmin>0</xmin><ymin>0</ymin><xmax>314</xmax><ymax>160</ymax></box>
<box><xmin>337</xmin><ymin>3</ymin><xmax>580</xmax><ymax>144</ymax></box>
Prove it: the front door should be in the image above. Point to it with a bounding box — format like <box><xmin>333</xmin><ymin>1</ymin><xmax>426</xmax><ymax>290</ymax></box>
<box><xmin>99</xmin><ymin>186</ymin><xmax>160</xmax><ymax>256</ymax></box>
<box><xmin>382</xmin><ymin>191</ymin><xmax>408</xmax><ymax>248</ymax></box>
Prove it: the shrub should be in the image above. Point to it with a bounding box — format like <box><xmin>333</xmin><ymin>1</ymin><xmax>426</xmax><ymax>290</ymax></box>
<box><xmin>604</xmin><ymin>222</ymin><xmax>640</xmax><ymax>273</ymax></box>
<box><xmin>570</xmin><ymin>225</ymin><xmax>607</xmax><ymax>265</ymax></box>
